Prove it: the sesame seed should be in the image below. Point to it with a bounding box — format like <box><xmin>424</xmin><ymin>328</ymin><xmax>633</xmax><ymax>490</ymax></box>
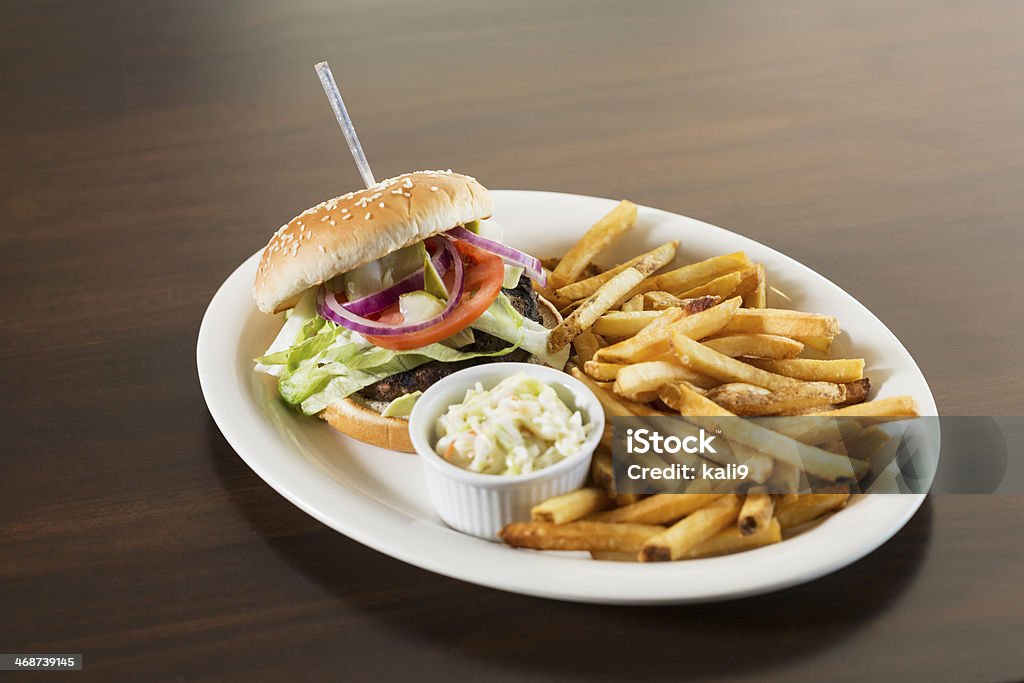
<box><xmin>365</xmin><ymin>212</ymin><xmax>372</xmax><ymax>220</ymax></box>
<box><xmin>430</xmin><ymin>186</ymin><xmax>438</xmax><ymax>191</ymax></box>
<box><xmin>403</xmin><ymin>192</ymin><xmax>411</xmax><ymax>198</ymax></box>
<box><xmin>378</xmin><ymin>202</ymin><xmax>385</xmax><ymax>208</ymax></box>
<box><xmin>329</xmin><ymin>220</ymin><xmax>336</xmax><ymax>226</ymax></box>
<box><xmin>341</xmin><ymin>207</ymin><xmax>349</xmax><ymax>213</ymax></box>
<box><xmin>343</xmin><ymin>214</ymin><xmax>352</xmax><ymax>220</ymax></box>
<box><xmin>318</xmin><ymin>245</ymin><xmax>326</xmax><ymax>253</ymax></box>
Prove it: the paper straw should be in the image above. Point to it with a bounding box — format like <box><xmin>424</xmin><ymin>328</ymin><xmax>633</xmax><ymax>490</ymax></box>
<box><xmin>315</xmin><ymin>61</ymin><xmax>376</xmax><ymax>188</ymax></box>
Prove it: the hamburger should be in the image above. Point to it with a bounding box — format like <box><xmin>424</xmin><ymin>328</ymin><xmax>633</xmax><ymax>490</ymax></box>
<box><xmin>253</xmin><ymin>170</ymin><xmax>568</xmax><ymax>451</ymax></box>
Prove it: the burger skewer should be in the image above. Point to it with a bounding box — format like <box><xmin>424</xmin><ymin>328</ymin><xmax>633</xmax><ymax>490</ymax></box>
<box><xmin>315</xmin><ymin>61</ymin><xmax>376</xmax><ymax>188</ymax></box>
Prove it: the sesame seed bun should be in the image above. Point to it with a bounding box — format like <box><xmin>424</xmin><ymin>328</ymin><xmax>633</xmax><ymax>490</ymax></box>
<box><xmin>253</xmin><ymin>170</ymin><xmax>493</xmax><ymax>313</ymax></box>
<box><xmin>318</xmin><ymin>294</ymin><xmax>565</xmax><ymax>453</ymax></box>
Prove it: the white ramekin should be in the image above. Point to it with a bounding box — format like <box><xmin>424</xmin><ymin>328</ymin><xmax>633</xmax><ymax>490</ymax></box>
<box><xmin>408</xmin><ymin>362</ymin><xmax>605</xmax><ymax>540</ymax></box>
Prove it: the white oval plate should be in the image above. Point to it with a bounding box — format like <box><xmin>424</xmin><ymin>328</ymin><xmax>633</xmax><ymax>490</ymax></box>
<box><xmin>198</xmin><ymin>191</ymin><xmax>937</xmax><ymax>605</ymax></box>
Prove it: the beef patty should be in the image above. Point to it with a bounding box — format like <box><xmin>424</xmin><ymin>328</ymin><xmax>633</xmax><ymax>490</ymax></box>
<box><xmin>358</xmin><ymin>275</ymin><xmax>541</xmax><ymax>403</ymax></box>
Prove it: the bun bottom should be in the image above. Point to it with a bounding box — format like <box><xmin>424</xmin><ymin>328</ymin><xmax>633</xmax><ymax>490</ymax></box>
<box><xmin>320</xmin><ymin>398</ymin><xmax>415</xmax><ymax>452</ymax></box>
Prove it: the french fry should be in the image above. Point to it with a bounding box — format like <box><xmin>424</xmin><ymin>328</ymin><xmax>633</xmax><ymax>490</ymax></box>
<box><xmin>729</xmin><ymin>267</ymin><xmax>762</xmax><ymax>300</ymax></box>
<box><xmin>843</xmin><ymin>425</ymin><xmax>892</xmax><ymax>461</ymax></box>
<box><xmin>684</xmin><ymin>517</ymin><xmax>781</xmax><ymax>558</ymax></box>
<box><xmin>658</xmin><ymin>384</ymin><xmax>869</xmax><ymax>482</ymax></box>
<box><xmin>531</xmin><ymin>488</ymin><xmax>614</xmax><ymax>524</ymax></box>
<box><xmin>499</xmin><ymin>521</ymin><xmax>663</xmax><ymax>552</ymax></box>
<box><xmin>622</xmin><ymin>294</ymin><xmax>645</xmax><ymax>312</ymax></box>
<box><xmin>746</xmin><ymin>358</ymin><xmax>865</xmax><ymax>383</ymax></box>
<box><xmin>644</xmin><ymin>291</ymin><xmax>686</xmax><ymax>310</ymax></box>
<box><xmin>613</xmin><ymin>360</ymin><xmax>717</xmax><ymax>399</ymax></box>
<box><xmin>729</xmin><ymin>442</ymin><xmax>775</xmax><ymax>484</ymax></box>
<box><xmin>589</xmin><ymin>493</ymin><xmax>724</xmax><ymax>525</ymax></box>
<box><xmin>751</xmin><ymin>416</ymin><xmax>863</xmax><ymax>447</ymax></box>
<box><xmin>540</xmin><ymin>257</ymin><xmax>560</xmax><ymax>272</ymax></box>
<box><xmin>738</xmin><ymin>493</ymin><xmax>775</xmax><ymax>535</ymax></box>
<box><xmin>615</xmin><ymin>493</ymin><xmax>643</xmax><ymax>506</ymax></box>
<box><xmin>583</xmin><ymin>360</ymin><xmax>627</xmax><ymax>381</ymax></box>
<box><xmin>596</xmin><ymin>518</ymin><xmax>784</xmax><ymax>560</ymax></box>
<box><xmin>703</xmin><ymin>334</ymin><xmax>804</xmax><ymax>360</ymax></box>
<box><xmin>640</xmin><ymin>494</ymin><xmax>742</xmax><ymax>562</ymax></box>
<box><xmin>658</xmin><ymin>383</ymin><xmax>720</xmax><ymax>417</ymax></box>
<box><xmin>767</xmin><ymin>461</ymin><xmax>804</xmax><ymax>495</ymax></box>
<box><xmin>594</xmin><ymin>518</ymin><xmax>783</xmax><ymax>561</ymax></box>
<box><xmin>704</xmin><ymin>381</ymin><xmax>849</xmax><ymax>416</ymax></box>
<box><xmin>793</xmin><ymin>336</ymin><xmax>832</xmax><ymax>353</ymax></box>
<box><xmin>549</xmin><ymin>200</ymin><xmax>638</xmax><ymax>289</ymax></box>
<box><xmin>589</xmin><ymin>550</ymin><xmax>638</xmax><ymax>562</ymax></box>
<box><xmin>841</xmin><ymin>378</ymin><xmax>871</xmax><ymax>406</ymax></box>
<box><xmin>557</xmin><ymin>298</ymin><xmax>584</xmax><ymax>318</ymax></box>
<box><xmin>666</xmin><ymin>296</ymin><xmax>744</xmax><ymax>340</ymax></box>
<box><xmin>675</xmin><ymin>271</ymin><xmax>743</xmax><ymax>301</ymax></box>
<box><xmin>742</xmin><ymin>264</ymin><xmax>766</xmax><ymax>308</ymax></box>
<box><xmin>776</xmin><ymin>493</ymin><xmax>851</xmax><ymax>529</ymax></box>
<box><xmin>716</xmin><ymin>309</ymin><xmax>840</xmax><ymax>339</ymax></box>
<box><xmin>810</xmin><ymin>396</ymin><xmax>918</xmax><ymax>418</ymax></box>
<box><xmin>572</xmin><ymin>330</ymin><xmax>602</xmax><ymax>365</ymax></box>
<box><xmin>549</xmin><ymin>248</ymin><xmax>670</xmax><ymax>352</ymax></box>
<box><xmin>671</xmin><ymin>332</ymin><xmax>801</xmax><ymax>391</ymax></box>
<box><xmin>593</xmin><ymin>310</ymin><xmax>664</xmax><ymax>337</ymax></box>
<box><xmin>591</xmin><ymin>446</ymin><xmax>614</xmax><ymax>495</ymax></box>
<box><xmin>596</xmin><ymin>297</ymin><xmax>741</xmax><ymax>364</ymax></box>
<box><xmin>554</xmin><ymin>241</ymin><xmax>678</xmax><ymax>301</ymax></box>
<box><xmin>621</xmin><ymin>252</ymin><xmax>752</xmax><ymax>301</ymax></box>
<box><xmin>778</xmin><ymin>404</ymin><xmax>838</xmax><ymax>415</ymax></box>
<box><xmin>592</xmin><ymin>308</ymin><xmax>683</xmax><ymax>362</ymax></box>
<box><xmin>570</xmin><ymin>367</ymin><xmax>644</xmax><ymax>418</ymax></box>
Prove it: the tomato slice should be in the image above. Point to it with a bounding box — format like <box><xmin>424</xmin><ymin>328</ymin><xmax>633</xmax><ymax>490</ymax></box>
<box><xmin>364</xmin><ymin>240</ymin><xmax>505</xmax><ymax>350</ymax></box>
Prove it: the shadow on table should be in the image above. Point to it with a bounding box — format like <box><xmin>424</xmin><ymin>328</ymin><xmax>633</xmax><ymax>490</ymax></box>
<box><xmin>208</xmin><ymin>421</ymin><xmax>933</xmax><ymax>682</ymax></box>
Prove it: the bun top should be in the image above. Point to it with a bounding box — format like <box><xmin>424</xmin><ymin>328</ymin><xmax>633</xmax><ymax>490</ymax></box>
<box><xmin>253</xmin><ymin>170</ymin><xmax>493</xmax><ymax>313</ymax></box>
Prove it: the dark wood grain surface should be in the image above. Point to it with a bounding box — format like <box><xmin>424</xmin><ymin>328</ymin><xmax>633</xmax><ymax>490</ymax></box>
<box><xmin>2</xmin><ymin>1</ymin><xmax>1023</xmax><ymax>680</ymax></box>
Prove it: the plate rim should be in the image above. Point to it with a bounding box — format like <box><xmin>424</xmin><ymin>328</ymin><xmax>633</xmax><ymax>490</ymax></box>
<box><xmin>198</xmin><ymin>189</ymin><xmax>936</xmax><ymax>605</ymax></box>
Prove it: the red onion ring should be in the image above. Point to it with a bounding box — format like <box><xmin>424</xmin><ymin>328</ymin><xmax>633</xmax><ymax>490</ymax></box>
<box><xmin>317</xmin><ymin>236</ymin><xmax>465</xmax><ymax>336</ymax></box>
<box><xmin>446</xmin><ymin>226</ymin><xmax>546</xmax><ymax>287</ymax></box>
<box><xmin>339</xmin><ymin>238</ymin><xmax>452</xmax><ymax>317</ymax></box>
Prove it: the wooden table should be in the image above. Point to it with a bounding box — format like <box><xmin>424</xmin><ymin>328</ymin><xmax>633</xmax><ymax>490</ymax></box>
<box><xmin>2</xmin><ymin>1</ymin><xmax>1022</xmax><ymax>680</ymax></box>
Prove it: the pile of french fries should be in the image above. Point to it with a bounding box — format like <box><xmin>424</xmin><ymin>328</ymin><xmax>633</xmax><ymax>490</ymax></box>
<box><xmin>501</xmin><ymin>200</ymin><xmax>920</xmax><ymax>563</ymax></box>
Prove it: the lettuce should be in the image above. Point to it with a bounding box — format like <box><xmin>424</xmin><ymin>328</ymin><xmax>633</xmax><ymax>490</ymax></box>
<box><xmin>469</xmin><ymin>293</ymin><xmax>570</xmax><ymax>370</ymax></box>
<box><xmin>292</xmin><ymin>340</ymin><xmax>519</xmax><ymax>415</ymax></box>
<box><xmin>254</xmin><ymin>288</ymin><xmax>565</xmax><ymax>416</ymax></box>
<box><xmin>259</xmin><ymin>325</ymin><xmax>521</xmax><ymax>415</ymax></box>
